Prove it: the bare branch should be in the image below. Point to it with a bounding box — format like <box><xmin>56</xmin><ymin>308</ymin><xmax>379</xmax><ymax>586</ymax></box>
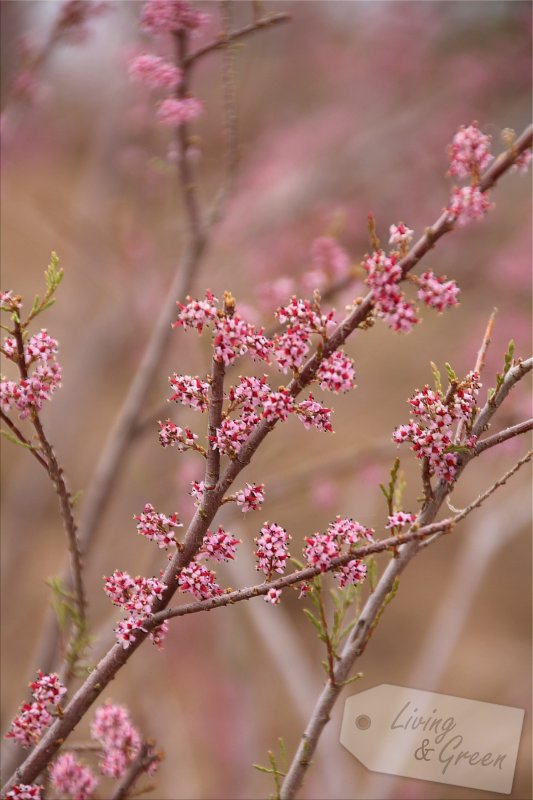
<box><xmin>0</xmin><ymin>410</ymin><xmax>49</xmax><ymax>472</ymax></box>
<box><xmin>110</xmin><ymin>742</ymin><xmax>161</xmax><ymax>800</ymax></box>
<box><xmin>185</xmin><ymin>12</ymin><xmax>291</xmax><ymax>66</ymax></box>
<box><xmin>474</xmin><ymin>418</ymin><xmax>533</xmax><ymax>456</ymax></box>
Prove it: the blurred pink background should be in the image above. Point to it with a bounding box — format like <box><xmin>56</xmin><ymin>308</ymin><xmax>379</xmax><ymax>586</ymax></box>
<box><xmin>1</xmin><ymin>2</ymin><xmax>531</xmax><ymax>798</ymax></box>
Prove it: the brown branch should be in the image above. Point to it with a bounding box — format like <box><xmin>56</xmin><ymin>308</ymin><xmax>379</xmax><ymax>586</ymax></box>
<box><xmin>185</xmin><ymin>12</ymin><xmax>291</xmax><ymax>66</ymax></box>
<box><xmin>456</xmin><ymin>309</ymin><xmax>497</xmax><ymax>442</ymax></box>
<box><xmin>109</xmin><ymin>742</ymin><xmax>161</xmax><ymax>800</ymax></box>
<box><xmin>474</xmin><ymin>418</ymin><xmax>533</xmax><ymax>456</ymax></box>
<box><xmin>4</xmin><ymin>129</ymin><xmax>531</xmax><ymax>796</ymax></box>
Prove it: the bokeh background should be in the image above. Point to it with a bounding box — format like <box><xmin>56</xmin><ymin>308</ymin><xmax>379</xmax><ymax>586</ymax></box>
<box><xmin>1</xmin><ymin>2</ymin><xmax>531</xmax><ymax>799</ymax></box>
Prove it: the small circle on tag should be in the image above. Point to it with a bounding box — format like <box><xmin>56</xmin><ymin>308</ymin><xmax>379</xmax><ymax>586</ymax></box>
<box><xmin>355</xmin><ymin>714</ymin><xmax>371</xmax><ymax>730</ymax></box>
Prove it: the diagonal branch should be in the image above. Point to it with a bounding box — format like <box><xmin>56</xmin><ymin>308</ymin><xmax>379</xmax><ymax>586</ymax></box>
<box><xmin>185</xmin><ymin>12</ymin><xmax>291</xmax><ymax>66</ymax></box>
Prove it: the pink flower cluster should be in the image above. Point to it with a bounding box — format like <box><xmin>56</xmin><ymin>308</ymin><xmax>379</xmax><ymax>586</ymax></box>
<box><xmin>49</xmin><ymin>753</ymin><xmax>97</xmax><ymax>800</ymax></box>
<box><xmin>5</xmin><ymin>672</ymin><xmax>66</xmax><ymax>749</ymax></box>
<box><xmin>255</xmin><ymin>522</ymin><xmax>291</xmax><ymax>581</ymax></box>
<box><xmin>105</xmin><ymin>570</ymin><xmax>167</xmax><ymax>648</ymax></box>
<box><xmin>386</xmin><ymin>511</ymin><xmax>417</xmax><ymax>529</ymax></box>
<box><xmin>140</xmin><ymin>0</ymin><xmax>209</xmax><ymax>34</ymax></box>
<box><xmin>129</xmin><ymin>2</ymin><xmax>208</xmax><ymax>128</ymax></box>
<box><xmin>449</xmin><ymin>122</ymin><xmax>493</xmax><ymax>179</ymax></box>
<box><xmin>389</xmin><ymin>223</ymin><xmax>414</xmax><ymax>249</ymax></box>
<box><xmin>128</xmin><ymin>53</ymin><xmax>181</xmax><ymax>89</ymax></box>
<box><xmin>235</xmin><ymin>482</ymin><xmax>265</xmax><ymax>512</ymax></box>
<box><xmin>168</xmin><ymin>373</ymin><xmax>209</xmax><ymax>411</ymax></box>
<box><xmin>296</xmin><ymin>393</ymin><xmax>333</xmax><ymax>432</ymax></box>
<box><xmin>134</xmin><ymin>502</ymin><xmax>182</xmax><ymax>548</ymax></box>
<box><xmin>174</xmin><ymin>290</ymin><xmax>218</xmax><ymax>333</ymax></box>
<box><xmin>1</xmin><ymin>329</ymin><xmax>62</xmax><ymax>419</ymax></box>
<box><xmin>316</xmin><ymin>351</ymin><xmax>356</xmax><ymax>393</ymax></box>
<box><xmin>90</xmin><ymin>702</ymin><xmax>142</xmax><ymax>778</ymax></box>
<box><xmin>214</xmin><ymin>315</ymin><xmax>272</xmax><ymax>367</ymax></box>
<box><xmin>448</xmin><ymin>186</ymin><xmax>492</xmax><ymax>226</ymax></box>
<box><xmin>200</xmin><ymin>526</ymin><xmax>241</xmax><ymax>562</ymax></box>
<box><xmin>158</xmin><ymin>419</ymin><xmax>199</xmax><ymax>451</ymax></box>
<box><xmin>417</xmin><ymin>271</ymin><xmax>460</xmax><ymax>312</ymax></box>
<box><xmin>363</xmin><ymin>249</ymin><xmax>419</xmax><ymax>333</ymax></box>
<box><xmin>393</xmin><ymin>372</ymin><xmax>481</xmax><ymax>482</ymax></box>
<box><xmin>276</xmin><ymin>296</ymin><xmax>334</xmax><ymax>332</ymax></box>
<box><xmin>178</xmin><ymin>563</ymin><xmax>222</xmax><ymax>600</ymax></box>
<box><xmin>446</xmin><ymin>123</ymin><xmax>494</xmax><ymax>226</ymax></box>
<box><xmin>6</xmin><ymin>785</ymin><xmax>42</xmax><ymax>800</ymax></box>
<box><xmin>303</xmin><ymin>517</ymin><xmax>373</xmax><ymax>589</ymax></box>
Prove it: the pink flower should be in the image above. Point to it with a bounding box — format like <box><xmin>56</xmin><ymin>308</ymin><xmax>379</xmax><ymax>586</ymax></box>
<box><xmin>316</xmin><ymin>350</ymin><xmax>356</xmax><ymax>393</ymax></box>
<box><xmin>178</xmin><ymin>563</ymin><xmax>222</xmax><ymax>600</ymax></box>
<box><xmin>91</xmin><ymin>703</ymin><xmax>141</xmax><ymax>777</ymax></box>
<box><xmin>255</xmin><ymin>523</ymin><xmax>291</xmax><ymax>579</ymax></box>
<box><xmin>134</xmin><ymin>503</ymin><xmax>182</xmax><ymax>548</ymax></box>
<box><xmin>156</xmin><ymin>97</ymin><xmax>203</xmax><ymax>127</ymax></box>
<box><xmin>417</xmin><ymin>271</ymin><xmax>460</xmax><ymax>312</ymax></box>
<box><xmin>49</xmin><ymin>754</ymin><xmax>97</xmax><ymax>800</ymax></box>
<box><xmin>265</xmin><ymin>587</ymin><xmax>282</xmax><ymax>605</ymax></box>
<box><xmin>228</xmin><ymin>375</ymin><xmax>271</xmax><ymax>411</ymax></box>
<box><xmin>296</xmin><ymin>394</ymin><xmax>333</xmax><ymax>432</ymax></box>
<box><xmin>200</xmin><ymin>526</ymin><xmax>241</xmax><ymax>562</ymax></box>
<box><xmin>303</xmin><ymin>533</ymin><xmax>340</xmax><ymax>572</ymax></box>
<box><xmin>29</xmin><ymin>672</ymin><xmax>66</xmax><ymax>706</ymax></box>
<box><xmin>140</xmin><ymin>0</ymin><xmax>209</xmax><ymax>35</ymax></box>
<box><xmin>273</xmin><ymin>326</ymin><xmax>310</xmax><ymax>373</ymax></box>
<box><xmin>363</xmin><ymin>250</ymin><xmax>419</xmax><ymax>333</ymax></box>
<box><xmin>5</xmin><ymin>703</ymin><xmax>52</xmax><ymax>748</ymax></box>
<box><xmin>6</xmin><ymin>785</ymin><xmax>42</xmax><ymax>800</ymax></box>
<box><xmin>262</xmin><ymin>389</ymin><xmax>295</xmax><ymax>423</ymax></box>
<box><xmin>276</xmin><ymin>296</ymin><xmax>334</xmax><ymax>333</ymax></box>
<box><xmin>336</xmin><ymin>559</ymin><xmax>367</xmax><ymax>588</ymax></box>
<box><xmin>128</xmin><ymin>53</ymin><xmax>182</xmax><ymax>90</ymax></box>
<box><xmin>386</xmin><ymin>511</ymin><xmax>417</xmax><ymax>529</ymax></box>
<box><xmin>449</xmin><ymin>122</ymin><xmax>493</xmax><ymax>179</ymax></box>
<box><xmin>327</xmin><ymin>517</ymin><xmax>374</xmax><ymax>545</ymax></box>
<box><xmin>213</xmin><ymin>314</ymin><xmax>272</xmax><ymax>366</ymax></box>
<box><xmin>158</xmin><ymin>419</ymin><xmax>198</xmax><ymax>451</ymax></box>
<box><xmin>235</xmin><ymin>483</ymin><xmax>265</xmax><ymax>513</ymax></box>
<box><xmin>212</xmin><ymin>411</ymin><xmax>260</xmax><ymax>456</ymax></box>
<box><xmin>174</xmin><ymin>291</ymin><xmax>218</xmax><ymax>333</ymax></box>
<box><xmin>105</xmin><ymin>571</ymin><xmax>165</xmax><ymax>617</ymax></box>
<box><xmin>168</xmin><ymin>374</ymin><xmax>209</xmax><ymax>411</ymax></box>
<box><xmin>448</xmin><ymin>186</ymin><xmax>492</xmax><ymax>226</ymax></box>
<box><xmin>114</xmin><ymin>617</ymin><xmax>146</xmax><ymax>649</ymax></box>
<box><xmin>389</xmin><ymin>222</ymin><xmax>414</xmax><ymax>248</ymax></box>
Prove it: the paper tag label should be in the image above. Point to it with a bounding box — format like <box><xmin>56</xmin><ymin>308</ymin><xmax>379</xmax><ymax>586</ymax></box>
<box><xmin>340</xmin><ymin>684</ymin><xmax>524</xmax><ymax>794</ymax></box>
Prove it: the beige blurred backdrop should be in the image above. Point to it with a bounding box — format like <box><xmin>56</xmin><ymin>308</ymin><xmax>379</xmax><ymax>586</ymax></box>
<box><xmin>1</xmin><ymin>2</ymin><xmax>532</xmax><ymax>799</ymax></box>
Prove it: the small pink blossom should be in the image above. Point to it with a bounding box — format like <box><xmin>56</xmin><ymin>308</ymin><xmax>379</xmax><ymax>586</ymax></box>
<box><xmin>389</xmin><ymin>223</ymin><xmax>414</xmax><ymax>248</ymax></box>
<box><xmin>255</xmin><ymin>523</ymin><xmax>291</xmax><ymax>579</ymax></box>
<box><xmin>6</xmin><ymin>785</ymin><xmax>42</xmax><ymax>800</ymax></box>
<box><xmin>5</xmin><ymin>703</ymin><xmax>52</xmax><ymax>748</ymax></box>
<box><xmin>449</xmin><ymin>122</ymin><xmax>493</xmax><ymax>179</ymax></box>
<box><xmin>168</xmin><ymin>374</ymin><xmax>209</xmax><ymax>411</ymax></box>
<box><xmin>363</xmin><ymin>250</ymin><xmax>419</xmax><ymax>333</ymax></box>
<box><xmin>200</xmin><ymin>526</ymin><xmax>241</xmax><ymax>562</ymax></box>
<box><xmin>213</xmin><ymin>315</ymin><xmax>272</xmax><ymax>366</ymax></box>
<box><xmin>174</xmin><ymin>291</ymin><xmax>218</xmax><ymax>333</ymax></box>
<box><xmin>158</xmin><ymin>419</ymin><xmax>198</xmax><ymax>451</ymax></box>
<box><xmin>157</xmin><ymin>97</ymin><xmax>203</xmax><ymax>127</ymax></box>
<box><xmin>265</xmin><ymin>587</ymin><xmax>282</xmax><ymax>605</ymax></box>
<box><xmin>134</xmin><ymin>503</ymin><xmax>182</xmax><ymax>548</ymax></box>
<box><xmin>262</xmin><ymin>389</ymin><xmax>295</xmax><ymax>423</ymax></box>
<box><xmin>336</xmin><ymin>559</ymin><xmax>367</xmax><ymax>588</ymax></box>
<box><xmin>235</xmin><ymin>483</ymin><xmax>265</xmax><ymax>513</ymax></box>
<box><xmin>49</xmin><ymin>753</ymin><xmax>97</xmax><ymax>800</ymax></box>
<box><xmin>228</xmin><ymin>375</ymin><xmax>271</xmax><ymax>411</ymax></box>
<box><xmin>276</xmin><ymin>296</ymin><xmax>334</xmax><ymax>333</ymax></box>
<box><xmin>128</xmin><ymin>53</ymin><xmax>182</xmax><ymax>90</ymax></box>
<box><xmin>417</xmin><ymin>271</ymin><xmax>460</xmax><ymax>312</ymax></box>
<box><xmin>114</xmin><ymin>617</ymin><xmax>146</xmax><ymax>649</ymax></box>
<box><xmin>29</xmin><ymin>672</ymin><xmax>66</xmax><ymax>706</ymax></box>
<box><xmin>296</xmin><ymin>394</ymin><xmax>333</xmax><ymax>432</ymax></box>
<box><xmin>140</xmin><ymin>0</ymin><xmax>209</xmax><ymax>34</ymax></box>
<box><xmin>448</xmin><ymin>186</ymin><xmax>492</xmax><ymax>226</ymax></box>
<box><xmin>178</xmin><ymin>563</ymin><xmax>222</xmax><ymax>600</ymax></box>
<box><xmin>91</xmin><ymin>702</ymin><xmax>141</xmax><ymax>777</ymax></box>
<box><xmin>273</xmin><ymin>326</ymin><xmax>310</xmax><ymax>373</ymax></box>
<box><xmin>190</xmin><ymin>479</ymin><xmax>205</xmax><ymax>506</ymax></box>
<box><xmin>387</xmin><ymin>511</ymin><xmax>417</xmax><ymax>529</ymax></box>
<box><xmin>212</xmin><ymin>411</ymin><xmax>260</xmax><ymax>456</ymax></box>
<box><xmin>316</xmin><ymin>350</ymin><xmax>356</xmax><ymax>393</ymax></box>
<box><xmin>303</xmin><ymin>533</ymin><xmax>340</xmax><ymax>572</ymax></box>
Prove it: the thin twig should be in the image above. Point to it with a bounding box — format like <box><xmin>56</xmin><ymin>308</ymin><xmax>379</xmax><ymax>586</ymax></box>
<box><xmin>456</xmin><ymin>309</ymin><xmax>497</xmax><ymax>442</ymax></box>
<box><xmin>473</xmin><ymin>418</ymin><xmax>533</xmax><ymax>456</ymax></box>
<box><xmin>185</xmin><ymin>12</ymin><xmax>291</xmax><ymax>66</ymax></box>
